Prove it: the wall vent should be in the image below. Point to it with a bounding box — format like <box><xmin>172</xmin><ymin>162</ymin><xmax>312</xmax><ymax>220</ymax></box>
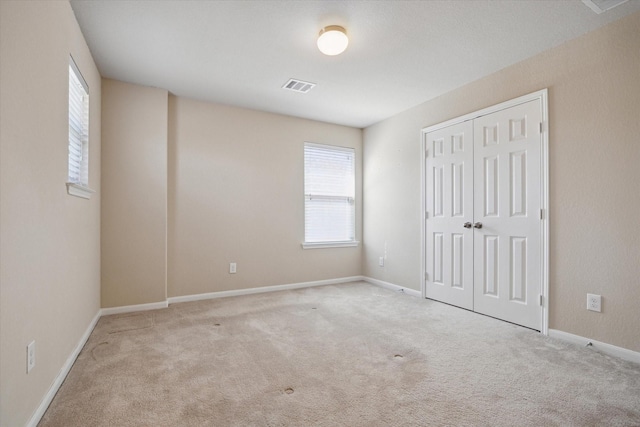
<box><xmin>581</xmin><ymin>0</ymin><xmax>628</xmax><ymax>14</ymax></box>
<box><xmin>282</xmin><ymin>78</ymin><xmax>316</xmax><ymax>94</ymax></box>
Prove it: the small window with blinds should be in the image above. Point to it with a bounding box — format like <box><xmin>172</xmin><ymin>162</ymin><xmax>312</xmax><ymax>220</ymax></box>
<box><xmin>67</xmin><ymin>57</ymin><xmax>93</xmax><ymax>199</ymax></box>
<box><xmin>303</xmin><ymin>142</ymin><xmax>357</xmax><ymax>249</ymax></box>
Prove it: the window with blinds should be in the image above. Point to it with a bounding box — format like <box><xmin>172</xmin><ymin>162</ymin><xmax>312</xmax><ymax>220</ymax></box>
<box><xmin>68</xmin><ymin>57</ymin><xmax>89</xmax><ymax>186</ymax></box>
<box><xmin>304</xmin><ymin>142</ymin><xmax>356</xmax><ymax>247</ymax></box>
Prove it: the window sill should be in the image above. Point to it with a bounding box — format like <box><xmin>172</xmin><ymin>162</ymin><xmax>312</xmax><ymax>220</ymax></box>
<box><xmin>302</xmin><ymin>241</ymin><xmax>359</xmax><ymax>250</ymax></box>
<box><xmin>66</xmin><ymin>182</ymin><xmax>95</xmax><ymax>199</ymax></box>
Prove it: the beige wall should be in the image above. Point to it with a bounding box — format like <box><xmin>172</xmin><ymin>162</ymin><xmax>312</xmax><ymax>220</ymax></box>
<box><xmin>101</xmin><ymin>79</ymin><xmax>168</xmax><ymax>307</ymax></box>
<box><xmin>363</xmin><ymin>12</ymin><xmax>640</xmax><ymax>352</ymax></box>
<box><xmin>0</xmin><ymin>1</ymin><xmax>101</xmax><ymax>425</ymax></box>
<box><xmin>168</xmin><ymin>96</ymin><xmax>363</xmax><ymax>297</ymax></box>
<box><xmin>100</xmin><ymin>90</ymin><xmax>362</xmax><ymax>305</ymax></box>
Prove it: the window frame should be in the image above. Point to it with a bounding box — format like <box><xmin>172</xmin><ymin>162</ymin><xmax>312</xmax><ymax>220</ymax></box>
<box><xmin>302</xmin><ymin>142</ymin><xmax>358</xmax><ymax>249</ymax></box>
<box><xmin>66</xmin><ymin>56</ymin><xmax>94</xmax><ymax>199</ymax></box>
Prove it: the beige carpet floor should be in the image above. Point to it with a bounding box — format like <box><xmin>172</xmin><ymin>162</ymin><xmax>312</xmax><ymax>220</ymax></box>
<box><xmin>40</xmin><ymin>281</ymin><xmax>640</xmax><ymax>426</ymax></box>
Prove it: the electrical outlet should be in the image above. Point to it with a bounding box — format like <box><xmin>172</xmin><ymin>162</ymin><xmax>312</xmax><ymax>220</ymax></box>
<box><xmin>587</xmin><ymin>294</ymin><xmax>601</xmax><ymax>312</ymax></box>
<box><xmin>27</xmin><ymin>341</ymin><xmax>35</xmax><ymax>373</ymax></box>
<box><xmin>229</xmin><ymin>262</ymin><xmax>237</xmax><ymax>274</ymax></box>
<box><xmin>378</xmin><ymin>257</ymin><xmax>384</xmax><ymax>267</ymax></box>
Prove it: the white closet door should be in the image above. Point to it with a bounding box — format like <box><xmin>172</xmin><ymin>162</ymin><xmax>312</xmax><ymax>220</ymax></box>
<box><xmin>425</xmin><ymin>120</ymin><xmax>474</xmax><ymax>310</ymax></box>
<box><xmin>472</xmin><ymin>100</ymin><xmax>542</xmax><ymax>330</ymax></box>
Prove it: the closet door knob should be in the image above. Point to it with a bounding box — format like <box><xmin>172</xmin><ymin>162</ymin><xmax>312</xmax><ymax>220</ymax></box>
<box><xmin>463</xmin><ymin>222</ymin><xmax>472</xmax><ymax>229</ymax></box>
<box><xmin>474</xmin><ymin>222</ymin><xmax>483</xmax><ymax>229</ymax></box>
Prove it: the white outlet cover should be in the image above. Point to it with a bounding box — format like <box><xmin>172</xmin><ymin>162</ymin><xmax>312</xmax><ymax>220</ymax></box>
<box><xmin>229</xmin><ymin>263</ymin><xmax>237</xmax><ymax>274</ymax></box>
<box><xmin>27</xmin><ymin>340</ymin><xmax>35</xmax><ymax>373</ymax></box>
<box><xmin>587</xmin><ymin>293</ymin><xmax>602</xmax><ymax>312</ymax></box>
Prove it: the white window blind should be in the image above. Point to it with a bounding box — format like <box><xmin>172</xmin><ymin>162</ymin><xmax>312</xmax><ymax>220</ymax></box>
<box><xmin>68</xmin><ymin>58</ymin><xmax>89</xmax><ymax>186</ymax></box>
<box><xmin>304</xmin><ymin>143</ymin><xmax>355</xmax><ymax>245</ymax></box>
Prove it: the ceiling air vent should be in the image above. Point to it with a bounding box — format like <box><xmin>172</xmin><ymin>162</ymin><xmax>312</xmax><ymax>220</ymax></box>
<box><xmin>581</xmin><ymin>0</ymin><xmax>628</xmax><ymax>14</ymax></box>
<box><xmin>282</xmin><ymin>78</ymin><xmax>316</xmax><ymax>94</ymax></box>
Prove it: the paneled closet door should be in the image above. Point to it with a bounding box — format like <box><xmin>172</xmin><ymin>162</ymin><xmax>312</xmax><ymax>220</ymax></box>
<box><xmin>425</xmin><ymin>120</ymin><xmax>474</xmax><ymax>310</ymax></box>
<box><xmin>473</xmin><ymin>100</ymin><xmax>542</xmax><ymax>330</ymax></box>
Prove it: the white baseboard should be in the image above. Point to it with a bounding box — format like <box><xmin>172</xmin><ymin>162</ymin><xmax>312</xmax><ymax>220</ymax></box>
<box><xmin>167</xmin><ymin>276</ymin><xmax>365</xmax><ymax>304</ymax></box>
<box><xmin>27</xmin><ymin>310</ymin><xmax>101</xmax><ymax>427</ymax></box>
<box><xmin>362</xmin><ymin>276</ymin><xmax>422</xmax><ymax>298</ymax></box>
<box><xmin>101</xmin><ymin>300</ymin><xmax>168</xmax><ymax>316</ymax></box>
<box><xmin>549</xmin><ymin>329</ymin><xmax>640</xmax><ymax>365</ymax></box>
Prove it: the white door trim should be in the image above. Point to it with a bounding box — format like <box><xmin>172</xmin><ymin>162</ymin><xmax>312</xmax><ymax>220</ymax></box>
<box><xmin>420</xmin><ymin>89</ymin><xmax>549</xmax><ymax>334</ymax></box>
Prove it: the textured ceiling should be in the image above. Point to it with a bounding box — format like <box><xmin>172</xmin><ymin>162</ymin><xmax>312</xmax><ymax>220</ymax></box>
<box><xmin>70</xmin><ymin>1</ymin><xmax>640</xmax><ymax>128</ymax></box>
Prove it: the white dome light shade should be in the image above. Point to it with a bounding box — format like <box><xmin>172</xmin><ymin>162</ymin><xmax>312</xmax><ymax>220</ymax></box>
<box><xmin>317</xmin><ymin>25</ymin><xmax>348</xmax><ymax>56</ymax></box>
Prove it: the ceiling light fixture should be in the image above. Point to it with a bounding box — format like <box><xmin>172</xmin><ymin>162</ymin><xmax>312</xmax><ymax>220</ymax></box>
<box><xmin>317</xmin><ymin>25</ymin><xmax>348</xmax><ymax>56</ymax></box>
